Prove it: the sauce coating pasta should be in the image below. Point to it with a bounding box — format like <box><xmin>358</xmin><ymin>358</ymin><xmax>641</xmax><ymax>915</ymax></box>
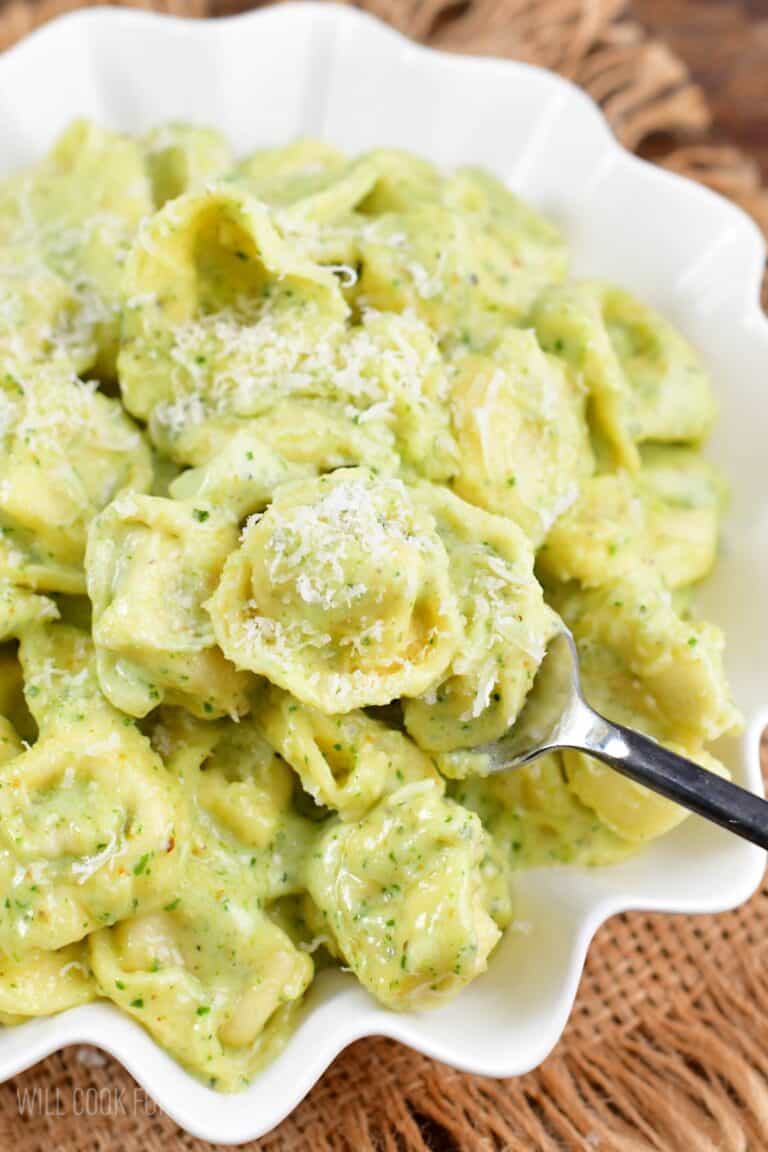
<box><xmin>0</xmin><ymin>122</ymin><xmax>738</xmax><ymax>1089</ymax></box>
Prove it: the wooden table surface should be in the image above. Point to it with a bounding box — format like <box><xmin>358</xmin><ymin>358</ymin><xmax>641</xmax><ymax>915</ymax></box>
<box><xmin>634</xmin><ymin>0</ymin><xmax>768</xmax><ymax>181</ymax></box>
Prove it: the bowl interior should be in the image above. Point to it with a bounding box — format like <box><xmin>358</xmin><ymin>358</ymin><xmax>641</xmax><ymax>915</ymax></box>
<box><xmin>0</xmin><ymin>5</ymin><xmax>765</xmax><ymax>1143</ymax></box>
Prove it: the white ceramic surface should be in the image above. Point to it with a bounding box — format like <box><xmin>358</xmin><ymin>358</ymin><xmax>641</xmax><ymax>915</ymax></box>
<box><xmin>0</xmin><ymin>5</ymin><xmax>766</xmax><ymax>1142</ymax></box>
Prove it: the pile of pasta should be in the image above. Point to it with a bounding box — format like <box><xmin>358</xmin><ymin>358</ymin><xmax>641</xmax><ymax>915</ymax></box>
<box><xmin>0</xmin><ymin>122</ymin><xmax>739</xmax><ymax>1090</ymax></box>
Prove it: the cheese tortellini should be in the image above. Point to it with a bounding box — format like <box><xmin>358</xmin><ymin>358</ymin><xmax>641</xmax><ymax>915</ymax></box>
<box><xmin>142</xmin><ymin>123</ymin><xmax>233</xmax><ymax>207</ymax></box>
<box><xmin>0</xmin><ymin>625</ymin><xmax>184</xmax><ymax>955</ymax></box>
<box><xmin>0</xmin><ymin>364</ymin><xmax>152</xmax><ymax>593</ymax></box>
<box><xmin>307</xmin><ymin>779</ymin><xmax>511</xmax><ymax>1009</ymax></box>
<box><xmin>258</xmin><ymin>684</ymin><xmax>438</xmax><ymax>819</ymax></box>
<box><xmin>452</xmin><ymin>753</ymin><xmax>632</xmax><ymax>869</ymax></box>
<box><xmin>0</xmin><ymin>944</ymin><xmax>96</xmax><ymax>1024</ymax></box>
<box><xmin>86</xmin><ymin>493</ymin><xmax>250</xmax><ymax>718</ymax></box>
<box><xmin>87</xmin><ymin>704</ymin><xmax>315</xmax><ymax>1088</ymax></box>
<box><xmin>0</xmin><ymin>120</ymin><xmax>153</xmax><ymax>376</ymax></box>
<box><xmin>533</xmin><ymin>282</ymin><xmax>715</xmax><ymax>469</ymax></box>
<box><xmin>404</xmin><ymin>485</ymin><xmax>559</xmax><ymax>752</ymax></box>
<box><xmin>552</xmin><ymin>571</ymin><xmax>738</xmax><ymax>841</ymax></box>
<box><xmin>118</xmin><ymin>183</ymin><xmax>455</xmax><ymax>478</ymax></box>
<box><xmin>89</xmin><ymin>864</ymin><xmax>312</xmax><ymax>1091</ymax></box>
<box><xmin>0</xmin><ymin>121</ymin><xmax>736</xmax><ymax>1093</ymax></box>
<box><xmin>450</xmin><ymin>329</ymin><xmax>594</xmax><ymax>545</ymax></box>
<box><xmin>209</xmin><ymin>468</ymin><xmax>461</xmax><ymax>712</ymax></box>
<box><xmin>537</xmin><ymin>446</ymin><xmax>724</xmax><ymax>591</ymax></box>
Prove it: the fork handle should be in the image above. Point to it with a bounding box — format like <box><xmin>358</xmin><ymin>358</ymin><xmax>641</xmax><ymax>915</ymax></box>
<box><xmin>571</xmin><ymin>706</ymin><xmax>768</xmax><ymax>850</ymax></box>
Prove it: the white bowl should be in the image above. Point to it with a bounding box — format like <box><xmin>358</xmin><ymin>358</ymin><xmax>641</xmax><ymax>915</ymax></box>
<box><xmin>0</xmin><ymin>4</ymin><xmax>766</xmax><ymax>1142</ymax></box>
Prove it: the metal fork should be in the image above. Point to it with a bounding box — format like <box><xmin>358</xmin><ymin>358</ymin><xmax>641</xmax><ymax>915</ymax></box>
<box><xmin>478</xmin><ymin>628</ymin><xmax>768</xmax><ymax>850</ymax></box>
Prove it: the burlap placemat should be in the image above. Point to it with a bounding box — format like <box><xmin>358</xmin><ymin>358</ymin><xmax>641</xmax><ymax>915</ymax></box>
<box><xmin>0</xmin><ymin>2</ymin><xmax>765</xmax><ymax>1148</ymax></box>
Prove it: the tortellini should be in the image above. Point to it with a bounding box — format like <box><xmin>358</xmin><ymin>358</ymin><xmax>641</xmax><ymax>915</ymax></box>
<box><xmin>447</xmin><ymin>167</ymin><xmax>567</xmax><ymax>296</ymax></box>
<box><xmin>0</xmin><ymin>121</ymin><xmax>739</xmax><ymax>1092</ymax></box>
<box><xmin>553</xmin><ymin>570</ymin><xmax>739</xmax><ymax>748</ymax></box>
<box><xmin>143</xmin><ymin>122</ymin><xmax>233</xmax><ymax>207</ymax></box>
<box><xmin>0</xmin><ymin>245</ymin><xmax>96</xmax><ymax>372</ymax></box>
<box><xmin>352</xmin><ymin>155</ymin><xmax>567</xmax><ymax>347</ymax></box>
<box><xmin>89</xmin><ymin>858</ymin><xmax>312</xmax><ymax>1091</ymax></box>
<box><xmin>167</xmin><ymin>430</ymin><xmax>308</xmax><ymax>520</ymax></box>
<box><xmin>0</xmin><ymin>363</ymin><xmax>152</xmax><ymax>594</ymax></box>
<box><xmin>152</xmin><ymin>705</ymin><xmax>310</xmax><ymax>900</ymax></box>
<box><xmin>404</xmin><ymin>485</ymin><xmax>558</xmax><ymax>751</ymax></box>
<box><xmin>86</xmin><ymin>493</ymin><xmax>250</xmax><ymax>718</ymax></box>
<box><xmin>538</xmin><ymin>446</ymin><xmax>724</xmax><ymax>591</ymax></box>
<box><xmin>118</xmin><ymin>184</ymin><xmax>348</xmax><ymax>462</ymax></box>
<box><xmin>450</xmin><ymin>329</ymin><xmax>594</xmax><ymax>545</ymax></box>
<box><xmin>0</xmin><ymin>581</ymin><xmax>58</xmax><ymax>640</ymax></box>
<box><xmin>452</xmin><ymin>753</ymin><xmax>632</xmax><ymax>869</ymax></box>
<box><xmin>118</xmin><ymin>183</ymin><xmax>455</xmax><ymax>478</ymax></box>
<box><xmin>636</xmin><ymin>445</ymin><xmax>724</xmax><ymax>589</ymax></box>
<box><xmin>209</xmin><ymin>468</ymin><xmax>461</xmax><ymax>712</ymax></box>
<box><xmin>307</xmin><ymin>779</ymin><xmax>510</xmax><ymax>1009</ymax></box>
<box><xmin>90</xmin><ymin>705</ymin><xmax>314</xmax><ymax>1089</ymax></box>
<box><xmin>244</xmin><ymin>398</ymin><xmax>400</xmax><ymax>475</ymax></box>
<box><xmin>0</xmin><ymin>120</ymin><xmax>153</xmax><ymax>375</ymax></box>
<box><xmin>534</xmin><ymin>282</ymin><xmax>715</xmax><ymax>468</ymax></box>
<box><xmin>0</xmin><ymin>625</ymin><xmax>184</xmax><ymax>954</ymax></box>
<box><xmin>564</xmin><ymin>745</ymin><xmax>729</xmax><ymax>844</ymax></box>
<box><xmin>258</xmin><ymin>685</ymin><xmax>438</xmax><ymax>820</ymax></box>
<box><xmin>552</xmin><ymin>571</ymin><xmax>739</xmax><ymax>841</ymax></box>
<box><xmin>236</xmin><ymin>139</ymin><xmax>353</xmax><ymax>209</ymax></box>
<box><xmin>0</xmin><ymin>943</ymin><xmax>95</xmax><ymax>1020</ymax></box>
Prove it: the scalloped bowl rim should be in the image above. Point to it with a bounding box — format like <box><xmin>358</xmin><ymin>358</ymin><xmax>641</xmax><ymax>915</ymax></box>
<box><xmin>0</xmin><ymin>4</ymin><xmax>765</xmax><ymax>1143</ymax></box>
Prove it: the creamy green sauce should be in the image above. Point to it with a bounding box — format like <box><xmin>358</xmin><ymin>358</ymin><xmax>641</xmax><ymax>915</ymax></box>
<box><xmin>0</xmin><ymin>121</ymin><xmax>737</xmax><ymax>1091</ymax></box>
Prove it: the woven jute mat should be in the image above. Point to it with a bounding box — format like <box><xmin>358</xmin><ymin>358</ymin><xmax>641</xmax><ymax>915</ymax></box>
<box><xmin>0</xmin><ymin>2</ymin><xmax>766</xmax><ymax>1149</ymax></box>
